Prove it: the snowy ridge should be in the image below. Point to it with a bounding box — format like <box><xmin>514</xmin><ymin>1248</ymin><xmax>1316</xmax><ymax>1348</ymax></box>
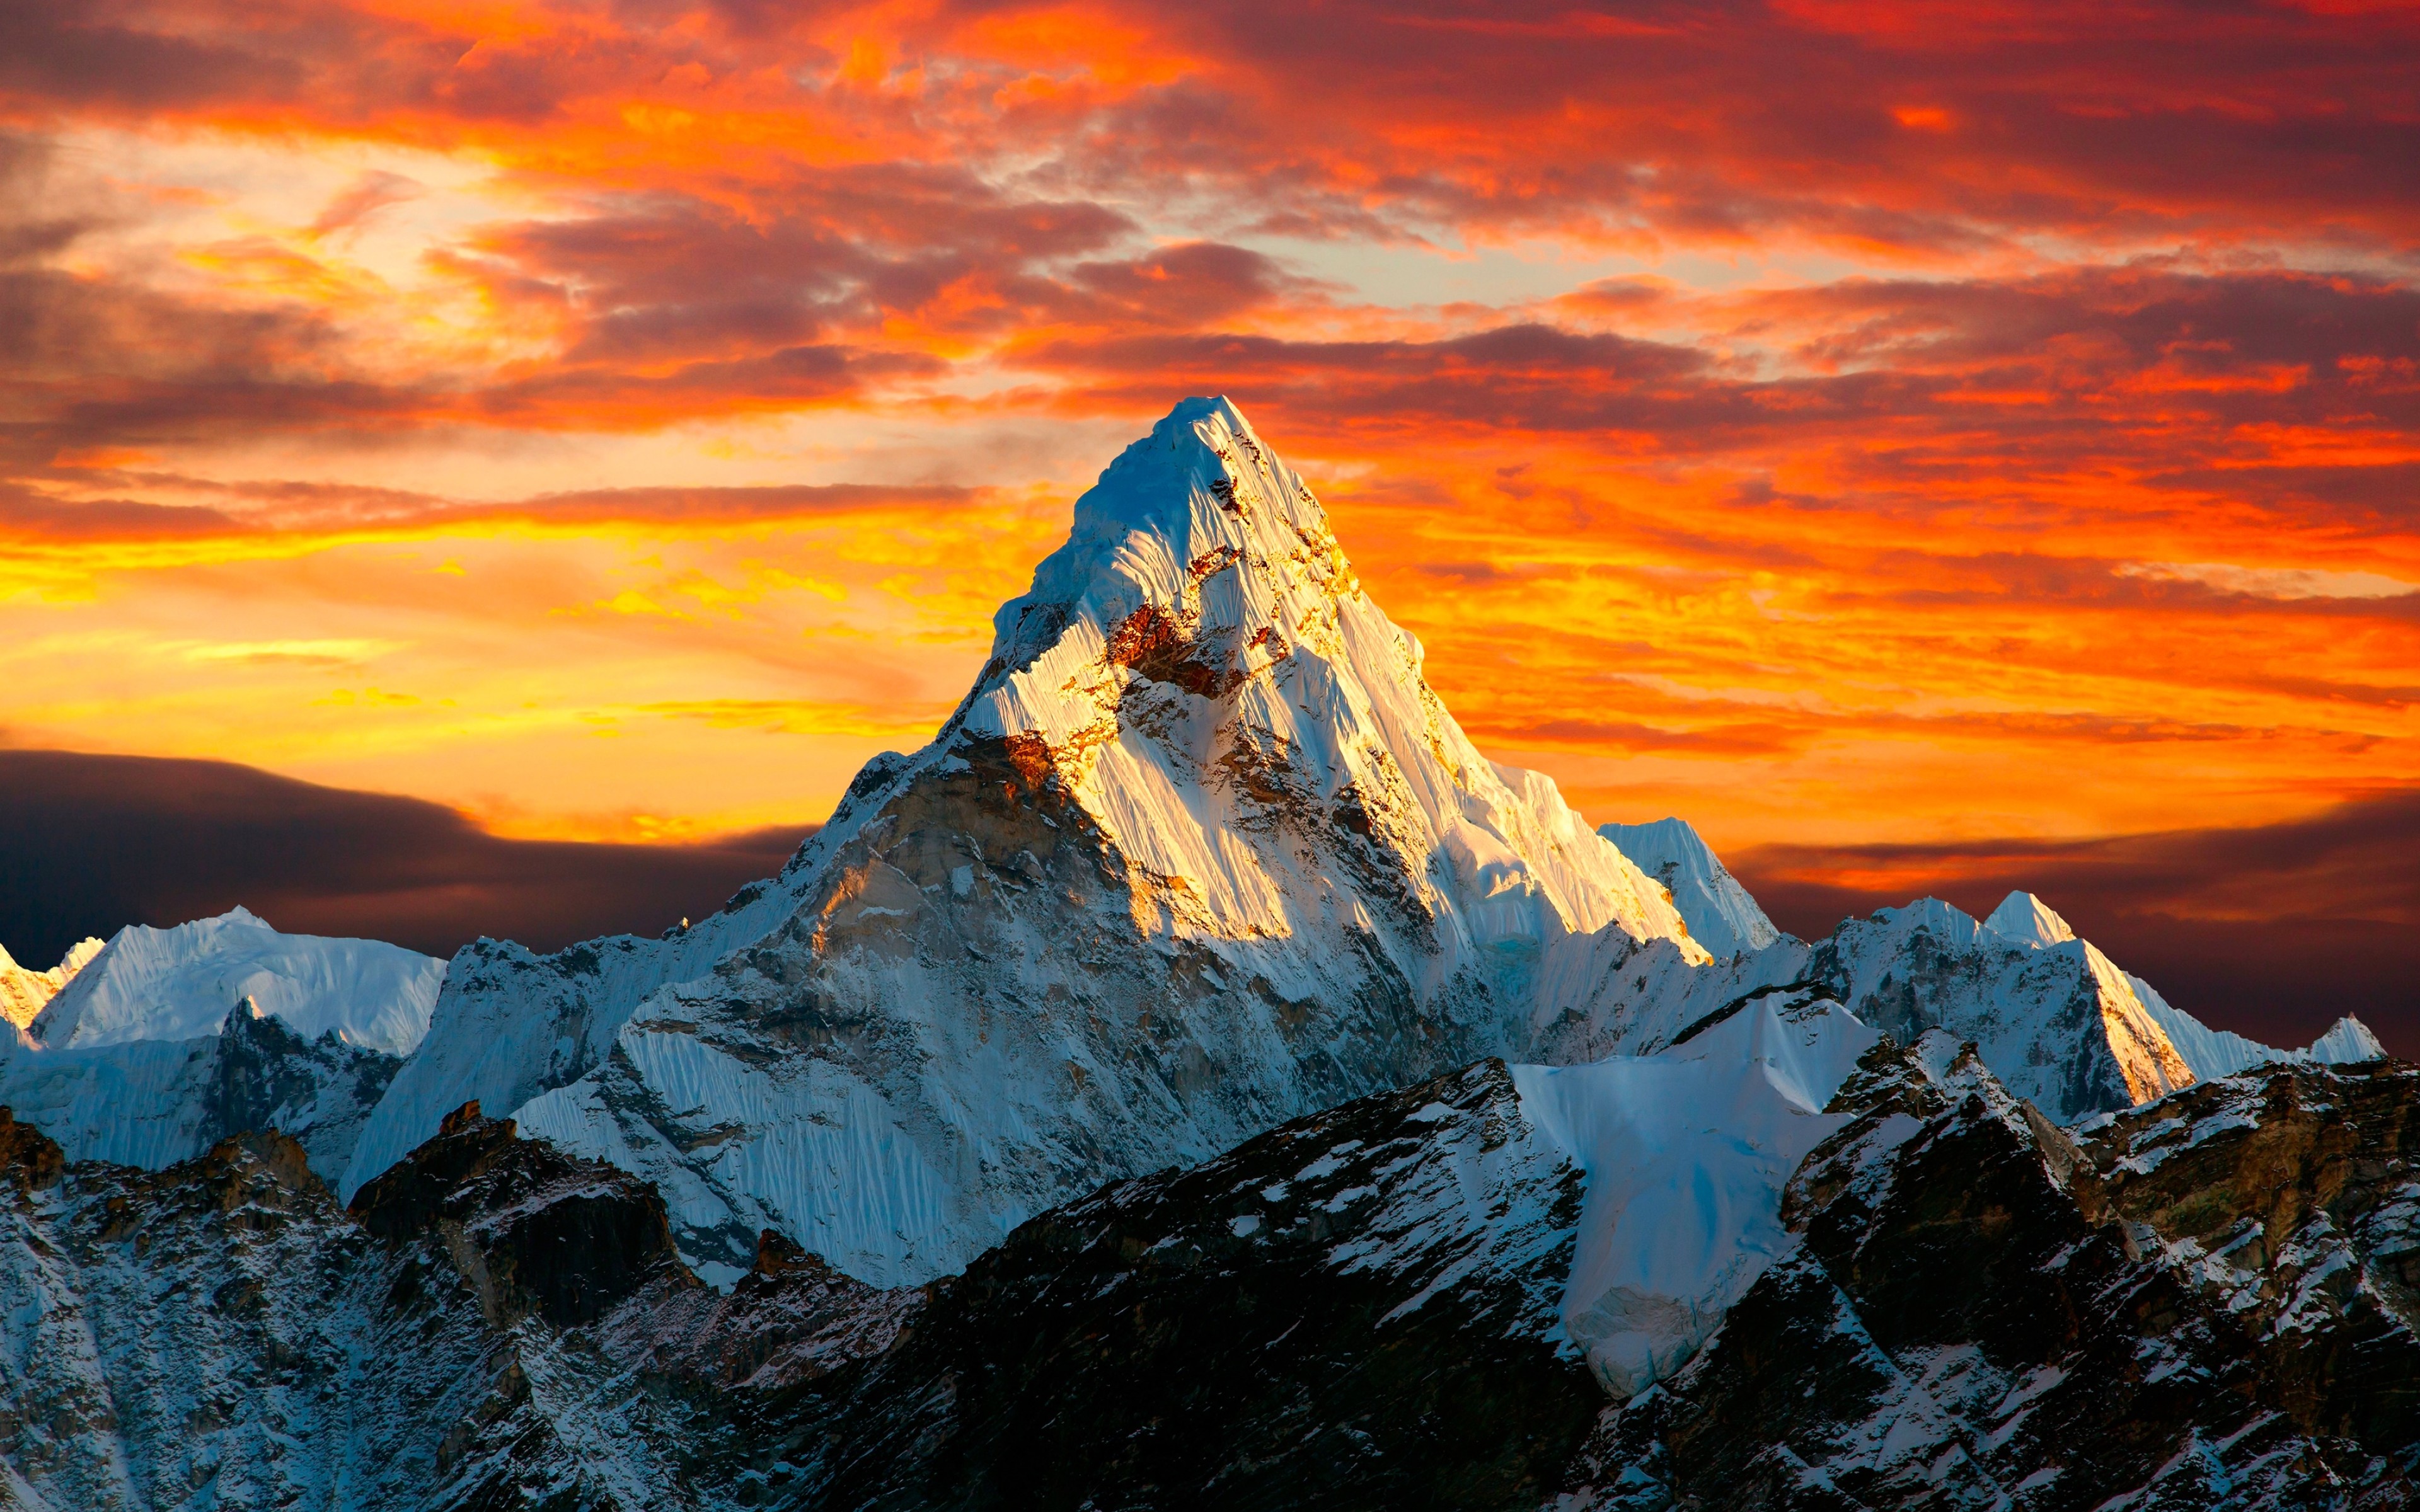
<box><xmin>0</xmin><ymin>995</ymin><xmax>404</xmax><ymax>1179</ymax></box>
<box><xmin>1981</xmin><ymin>890</ymin><xmax>2385</xmax><ymax>1083</ymax></box>
<box><xmin>33</xmin><ymin>907</ymin><xmax>443</xmax><ymax>1057</ymax></box>
<box><xmin>0</xmin><ymin>938</ymin><xmax>101</xmax><ymax>1031</ymax></box>
<box><xmin>2131</xmin><ymin>970</ymin><xmax>2383</xmax><ymax>1079</ymax></box>
<box><xmin>1512</xmin><ymin>992</ymin><xmax>1877</xmax><ymax>1394</ymax></box>
<box><xmin>1597</xmin><ymin>817</ymin><xmax>1782</xmax><ymax>959</ymax></box>
<box><xmin>1809</xmin><ymin>893</ymin><xmax>2192</xmax><ymax>1121</ymax></box>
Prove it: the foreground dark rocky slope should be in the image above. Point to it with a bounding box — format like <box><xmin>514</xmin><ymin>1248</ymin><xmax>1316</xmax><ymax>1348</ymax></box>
<box><xmin>1574</xmin><ymin>1041</ymin><xmax>2420</xmax><ymax>1509</ymax></box>
<box><xmin>8</xmin><ymin>1042</ymin><xmax>2420</xmax><ymax>1509</ymax></box>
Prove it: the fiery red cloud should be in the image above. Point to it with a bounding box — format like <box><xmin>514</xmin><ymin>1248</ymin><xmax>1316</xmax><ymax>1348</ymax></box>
<box><xmin>0</xmin><ymin>0</ymin><xmax>2414</xmax><ymax>1040</ymax></box>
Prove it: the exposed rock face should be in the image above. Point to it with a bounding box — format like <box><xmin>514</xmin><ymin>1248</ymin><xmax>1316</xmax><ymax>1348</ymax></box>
<box><xmin>0</xmin><ymin>1106</ymin><xmax>62</xmax><ymax>1195</ymax></box>
<box><xmin>0</xmin><ymin>1107</ymin><xmax>715</xmax><ymax>1511</ymax></box>
<box><xmin>754</xmin><ymin>1058</ymin><xmax>1599</xmax><ymax>1511</ymax></box>
<box><xmin>351</xmin><ymin>1100</ymin><xmax>693</xmax><ymax>1328</ymax></box>
<box><xmin>2075</xmin><ymin>1061</ymin><xmax>2420</xmax><ymax>1457</ymax></box>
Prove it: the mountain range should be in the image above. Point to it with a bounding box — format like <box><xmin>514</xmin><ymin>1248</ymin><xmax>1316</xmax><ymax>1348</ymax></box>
<box><xmin>0</xmin><ymin>398</ymin><xmax>2399</xmax><ymax>1510</ymax></box>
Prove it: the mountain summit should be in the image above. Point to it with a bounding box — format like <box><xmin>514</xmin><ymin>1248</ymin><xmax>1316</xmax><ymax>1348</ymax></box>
<box><xmin>359</xmin><ymin>398</ymin><xmax>1712</xmax><ymax>1285</ymax></box>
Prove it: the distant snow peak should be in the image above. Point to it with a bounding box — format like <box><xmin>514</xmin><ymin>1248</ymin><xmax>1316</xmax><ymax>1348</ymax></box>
<box><xmin>0</xmin><ymin>936</ymin><xmax>105</xmax><ymax>1030</ymax></box>
<box><xmin>2131</xmin><ymin>967</ymin><xmax>2387</xmax><ymax>1080</ymax></box>
<box><xmin>1810</xmin><ymin>896</ymin><xmax>2194</xmax><ymax>1121</ymax></box>
<box><xmin>1983</xmin><ymin>890</ymin><xmax>2078</xmax><ymax>948</ymax></box>
<box><xmin>2310</xmin><ymin>1015</ymin><xmax>2388</xmax><ymax>1063</ymax></box>
<box><xmin>1597</xmin><ymin>816</ymin><xmax>1782</xmax><ymax>958</ymax></box>
<box><xmin>30</xmin><ymin>906</ymin><xmax>444</xmax><ymax>1058</ymax></box>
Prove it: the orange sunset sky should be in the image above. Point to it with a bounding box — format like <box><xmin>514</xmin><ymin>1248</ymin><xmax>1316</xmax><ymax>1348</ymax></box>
<box><xmin>3</xmin><ymin>0</ymin><xmax>2416</xmax><ymax>1040</ymax></box>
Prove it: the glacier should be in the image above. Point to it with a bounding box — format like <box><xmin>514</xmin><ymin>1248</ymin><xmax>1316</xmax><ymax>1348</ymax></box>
<box><xmin>1513</xmin><ymin>989</ymin><xmax>1877</xmax><ymax>1395</ymax></box>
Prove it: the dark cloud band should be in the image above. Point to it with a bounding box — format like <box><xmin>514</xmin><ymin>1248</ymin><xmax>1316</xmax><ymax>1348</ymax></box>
<box><xmin>0</xmin><ymin>749</ymin><xmax>807</xmax><ymax>966</ymax></box>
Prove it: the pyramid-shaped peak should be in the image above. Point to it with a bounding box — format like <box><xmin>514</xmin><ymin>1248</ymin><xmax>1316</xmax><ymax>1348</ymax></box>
<box><xmin>964</xmin><ymin>396</ymin><xmax>1370</xmax><ymax>735</ymax></box>
<box><xmin>1984</xmin><ymin>891</ymin><xmax>2077</xmax><ymax>949</ymax></box>
<box><xmin>989</xmin><ymin>396</ymin><xmax>1339</xmax><ymax>656</ymax></box>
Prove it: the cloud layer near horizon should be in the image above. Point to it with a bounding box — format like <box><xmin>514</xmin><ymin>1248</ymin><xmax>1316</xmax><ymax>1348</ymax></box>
<box><xmin>0</xmin><ymin>750</ymin><xmax>804</xmax><ymax>963</ymax></box>
<box><xmin>0</xmin><ymin>0</ymin><xmax>2413</xmax><ymax>1027</ymax></box>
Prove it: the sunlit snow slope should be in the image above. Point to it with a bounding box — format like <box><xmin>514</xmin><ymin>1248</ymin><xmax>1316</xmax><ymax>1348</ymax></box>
<box><xmin>1983</xmin><ymin>891</ymin><xmax>2383</xmax><ymax>1082</ymax></box>
<box><xmin>0</xmin><ymin>937</ymin><xmax>101</xmax><ymax>1029</ymax></box>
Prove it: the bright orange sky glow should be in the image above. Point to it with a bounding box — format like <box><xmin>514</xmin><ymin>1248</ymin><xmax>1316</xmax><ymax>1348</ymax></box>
<box><xmin>4</xmin><ymin>0</ymin><xmax>2416</xmax><ymax>890</ymax></box>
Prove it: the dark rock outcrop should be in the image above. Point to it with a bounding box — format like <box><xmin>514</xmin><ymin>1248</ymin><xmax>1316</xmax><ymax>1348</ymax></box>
<box><xmin>0</xmin><ymin>1106</ymin><xmax>62</xmax><ymax>1196</ymax></box>
<box><xmin>353</xmin><ymin>1099</ymin><xmax>692</xmax><ymax>1327</ymax></box>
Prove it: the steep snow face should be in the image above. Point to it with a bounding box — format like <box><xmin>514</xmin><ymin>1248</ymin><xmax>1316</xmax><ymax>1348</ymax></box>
<box><xmin>1809</xmin><ymin>896</ymin><xmax>2192</xmax><ymax>1121</ymax></box>
<box><xmin>1597</xmin><ymin>818</ymin><xmax>1781</xmax><ymax>959</ymax></box>
<box><xmin>32</xmin><ymin>907</ymin><xmax>443</xmax><ymax>1057</ymax></box>
<box><xmin>1512</xmin><ymin>992</ymin><xmax>1877</xmax><ymax>1395</ymax></box>
<box><xmin>494</xmin><ymin>398</ymin><xmax>1714</xmax><ymax>1288</ymax></box>
<box><xmin>1979</xmin><ymin>890</ymin><xmax>2388</xmax><ymax>1083</ymax></box>
<box><xmin>0</xmin><ymin>937</ymin><xmax>101</xmax><ymax>1029</ymax></box>
<box><xmin>341</xmin><ymin>871</ymin><xmax>809</xmax><ymax>1199</ymax></box>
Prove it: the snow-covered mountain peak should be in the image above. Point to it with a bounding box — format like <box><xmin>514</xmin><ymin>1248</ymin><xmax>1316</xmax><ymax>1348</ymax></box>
<box><xmin>2310</xmin><ymin>1015</ymin><xmax>2387</xmax><ymax>1062</ymax></box>
<box><xmin>1809</xmin><ymin>896</ymin><xmax>2194</xmax><ymax>1119</ymax></box>
<box><xmin>1596</xmin><ymin>816</ymin><xmax>1782</xmax><ymax>959</ymax></box>
<box><xmin>945</xmin><ymin>394</ymin><xmax>1696</xmax><ymax>966</ymax></box>
<box><xmin>30</xmin><ymin>907</ymin><xmax>444</xmax><ymax>1057</ymax></box>
<box><xmin>1984</xmin><ymin>890</ymin><xmax>2078</xmax><ymax>948</ymax></box>
<box><xmin>397</xmin><ymin>398</ymin><xmax>1724</xmax><ymax>1286</ymax></box>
